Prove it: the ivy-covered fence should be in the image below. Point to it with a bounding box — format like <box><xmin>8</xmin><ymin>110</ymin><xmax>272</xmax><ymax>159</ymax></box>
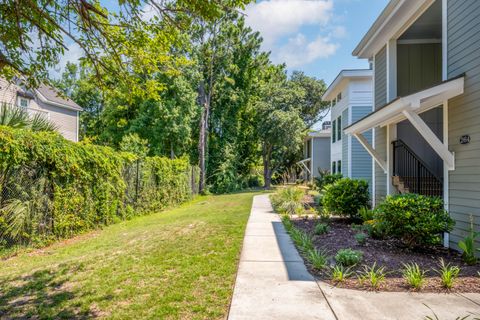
<box><xmin>0</xmin><ymin>126</ymin><xmax>199</xmax><ymax>248</ymax></box>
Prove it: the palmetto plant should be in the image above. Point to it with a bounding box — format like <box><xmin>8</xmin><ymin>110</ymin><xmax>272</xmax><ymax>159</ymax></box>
<box><xmin>0</xmin><ymin>103</ymin><xmax>58</xmax><ymax>132</ymax></box>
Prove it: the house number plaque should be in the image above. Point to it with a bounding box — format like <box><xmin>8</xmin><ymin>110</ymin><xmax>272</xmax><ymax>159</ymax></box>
<box><xmin>460</xmin><ymin>135</ymin><xmax>471</xmax><ymax>145</ymax></box>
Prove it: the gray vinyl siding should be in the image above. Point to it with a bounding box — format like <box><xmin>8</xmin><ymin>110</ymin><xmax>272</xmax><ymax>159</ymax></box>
<box><xmin>374</xmin><ymin>47</ymin><xmax>388</xmax><ymax>203</ymax></box>
<box><xmin>447</xmin><ymin>0</ymin><xmax>480</xmax><ymax>250</ymax></box>
<box><xmin>351</xmin><ymin>106</ymin><xmax>373</xmax><ymax>196</ymax></box>
<box><xmin>375</xmin><ymin>46</ymin><xmax>387</xmax><ymax>110</ymax></box>
<box><xmin>312</xmin><ymin>137</ymin><xmax>331</xmax><ymax>176</ymax></box>
<box><xmin>342</xmin><ymin>109</ymin><xmax>349</xmax><ymax>176</ymax></box>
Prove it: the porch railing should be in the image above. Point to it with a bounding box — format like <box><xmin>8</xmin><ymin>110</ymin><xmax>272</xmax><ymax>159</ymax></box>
<box><xmin>392</xmin><ymin>139</ymin><xmax>443</xmax><ymax>197</ymax></box>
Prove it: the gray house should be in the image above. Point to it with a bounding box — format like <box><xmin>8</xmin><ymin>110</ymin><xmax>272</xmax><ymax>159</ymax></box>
<box><xmin>0</xmin><ymin>78</ymin><xmax>82</xmax><ymax>142</ymax></box>
<box><xmin>344</xmin><ymin>0</ymin><xmax>479</xmax><ymax>249</ymax></box>
<box><xmin>323</xmin><ymin>69</ymin><xmax>373</xmax><ymax>193</ymax></box>
<box><xmin>299</xmin><ymin>123</ymin><xmax>331</xmax><ymax>182</ymax></box>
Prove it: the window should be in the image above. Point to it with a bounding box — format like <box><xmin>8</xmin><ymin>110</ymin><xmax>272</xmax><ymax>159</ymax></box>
<box><xmin>332</xmin><ymin>119</ymin><xmax>336</xmax><ymax>143</ymax></box>
<box><xmin>337</xmin><ymin>92</ymin><xmax>342</xmax><ymax>102</ymax></box>
<box><xmin>337</xmin><ymin>160</ymin><xmax>342</xmax><ymax>174</ymax></box>
<box><xmin>18</xmin><ymin>97</ymin><xmax>29</xmax><ymax>108</ymax></box>
<box><xmin>332</xmin><ymin>99</ymin><xmax>336</xmax><ymax>107</ymax></box>
<box><xmin>332</xmin><ymin>161</ymin><xmax>336</xmax><ymax>174</ymax></box>
<box><xmin>337</xmin><ymin>115</ymin><xmax>342</xmax><ymax>141</ymax></box>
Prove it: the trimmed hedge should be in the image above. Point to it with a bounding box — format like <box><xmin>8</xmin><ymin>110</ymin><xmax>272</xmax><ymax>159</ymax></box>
<box><xmin>322</xmin><ymin>178</ymin><xmax>370</xmax><ymax>218</ymax></box>
<box><xmin>0</xmin><ymin>126</ymin><xmax>198</xmax><ymax>247</ymax></box>
<box><xmin>374</xmin><ymin>193</ymin><xmax>454</xmax><ymax>247</ymax></box>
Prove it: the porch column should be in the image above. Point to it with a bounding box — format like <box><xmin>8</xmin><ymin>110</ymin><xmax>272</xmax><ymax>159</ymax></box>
<box><xmin>386</xmin><ymin>123</ymin><xmax>397</xmax><ymax>195</ymax></box>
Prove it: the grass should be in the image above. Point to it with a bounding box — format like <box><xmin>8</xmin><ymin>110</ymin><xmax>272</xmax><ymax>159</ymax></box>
<box><xmin>0</xmin><ymin>192</ymin><xmax>258</xmax><ymax>319</ymax></box>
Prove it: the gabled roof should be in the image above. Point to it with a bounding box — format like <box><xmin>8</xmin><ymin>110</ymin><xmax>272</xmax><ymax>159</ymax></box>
<box><xmin>305</xmin><ymin>129</ymin><xmax>331</xmax><ymax>140</ymax></box>
<box><xmin>352</xmin><ymin>0</ymin><xmax>433</xmax><ymax>58</ymax></box>
<box><xmin>35</xmin><ymin>84</ymin><xmax>83</xmax><ymax>111</ymax></box>
<box><xmin>322</xmin><ymin>69</ymin><xmax>372</xmax><ymax>101</ymax></box>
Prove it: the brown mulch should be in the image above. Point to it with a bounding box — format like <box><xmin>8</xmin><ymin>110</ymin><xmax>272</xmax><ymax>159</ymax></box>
<box><xmin>293</xmin><ymin>217</ymin><xmax>480</xmax><ymax>292</ymax></box>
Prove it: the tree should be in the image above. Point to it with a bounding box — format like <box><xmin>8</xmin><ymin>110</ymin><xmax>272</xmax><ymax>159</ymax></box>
<box><xmin>0</xmin><ymin>0</ymin><xmax>252</xmax><ymax>88</ymax></box>
<box><xmin>254</xmin><ymin>65</ymin><xmax>305</xmax><ymax>189</ymax></box>
<box><xmin>289</xmin><ymin>71</ymin><xmax>330</xmax><ymax>128</ymax></box>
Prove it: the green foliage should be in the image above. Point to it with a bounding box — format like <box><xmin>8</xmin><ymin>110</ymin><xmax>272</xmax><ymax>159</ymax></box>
<box><xmin>335</xmin><ymin>248</ymin><xmax>363</xmax><ymax>267</ymax></box>
<box><xmin>270</xmin><ymin>187</ymin><xmax>305</xmax><ymax>215</ymax></box>
<box><xmin>435</xmin><ymin>259</ymin><xmax>460</xmax><ymax>289</ymax></box>
<box><xmin>0</xmin><ymin>126</ymin><xmax>197</xmax><ymax>247</ymax></box>
<box><xmin>358</xmin><ymin>206</ymin><xmax>374</xmax><ymax>222</ymax></box>
<box><xmin>307</xmin><ymin>248</ymin><xmax>329</xmax><ymax>270</ymax></box>
<box><xmin>322</xmin><ymin>178</ymin><xmax>370</xmax><ymax>218</ymax></box>
<box><xmin>354</xmin><ymin>233</ymin><xmax>367</xmax><ymax>245</ymax></box>
<box><xmin>402</xmin><ymin>263</ymin><xmax>426</xmax><ymax>290</ymax></box>
<box><xmin>331</xmin><ymin>265</ymin><xmax>353</xmax><ymax>282</ymax></box>
<box><xmin>314</xmin><ymin>222</ymin><xmax>330</xmax><ymax>235</ymax></box>
<box><xmin>458</xmin><ymin>215</ymin><xmax>480</xmax><ymax>265</ymax></box>
<box><xmin>314</xmin><ymin>170</ymin><xmax>342</xmax><ymax>191</ymax></box>
<box><xmin>120</xmin><ymin>133</ymin><xmax>150</xmax><ymax>159</ymax></box>
<box><xmin>358</xmin><ymin>262</ymin><xmax>386</xmax><ymax>289</ymax></box>
<box><xmin>375</xmin><ymin>194</ymin><xmax>454</xmax><ymax>247</ymax></box>
<box><xmin>0</xmin><ymin>103</ymin><xmax>58</xmax><ymax>132</ymax></box>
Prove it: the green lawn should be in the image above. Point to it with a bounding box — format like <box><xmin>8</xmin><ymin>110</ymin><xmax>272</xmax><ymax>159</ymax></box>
<box><xmin>0</xmin><ymin>192</ymin><xmax>257</xmax><ymax>319</ymax></box>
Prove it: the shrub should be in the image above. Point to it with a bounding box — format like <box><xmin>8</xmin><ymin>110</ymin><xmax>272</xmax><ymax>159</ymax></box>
<box><xmin>458</xmin><ymin>215</ymin><xmax>479</xmax><ymax>265</ymax></box>
<box><xmin>354</xmin><ymin>233</ymin><xmax>367</xmax><ymax>245</ymax></box>
<box><xmin>307</xmin><ymin>248</ymin><xmax>329</xmax><ymax>270</ymax></box>
<box><xmin>358</xmin><ymin>262</ymin><xmax>386</xmax><ymax>289</ymax></box>
<box><xmin>374</xmin><ymin>194</ymin><xmax>454</xmax><ymax>247</ymax></box>
<box><xmin>314</xmin><ymin>223</ymin><xmax>329</xmax><ymax>235</ymax></box>
<box><xmin>335</xmin><ymin>248</ymin><xmax>363</xmax><ymax>266</ymax></box>
<box><xmin>314</xmin><ymin>170</ymin><xmax>342</xmax><ymax>191</ymax></box>
<box><xmin>270</xmin><ymin>187</ymin><xmax>304</xmax><ymax>215</ymax></box>
<box><xmin>402</xmin><ymin>263</ymin><xmax>426</xmax><ymax>290</ymax></box>
<box><xmin>358</xmin><ymin>206</ymin><xmax>374</xmax><ymax>222</ymax></box>
<box><xmin>322</xmin><ymin>178</ymin><xmax>370</xmax><ymax>218</ymax></box>
<box><xmin>436</xmin><ymin>259</ymin><xmax>460</xmax><ymax>289</ymax></box>
<box><xmin>0</xmin><ymin>126</ymin><xmax>197</xmax><ymax>248</ymax></box>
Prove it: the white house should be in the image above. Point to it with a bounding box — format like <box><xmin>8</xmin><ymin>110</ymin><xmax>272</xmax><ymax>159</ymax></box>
<box><xmin>0</xmin><ymin>78</ymin><xmax>82</xmax><ymax>142</ymax></box>
<box><xmin>322</xmin><ymin>69</ymin><xmax>373</xmax><ymax>194</ymax></box>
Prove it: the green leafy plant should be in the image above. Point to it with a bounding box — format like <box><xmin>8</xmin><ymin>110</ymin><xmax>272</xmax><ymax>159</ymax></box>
<box><xmin>458</xmin><ymin>215</ymin><xmax>480</xmax><ymax>265</ymax></box>
<box><xmin>402</xmin><ymin>263</ymin><xmax>426</xmax><ymax>290</ymax></box>
<box><xmin>358</xmin><ymin>206</ymin><xmax>374</xmax><ymax>222</ymax></box>
<box><xmin>335</xmin><ymin>248</ymin><xmax>363</xmax><ymax>266</ymax></box>
<box><xmin>331</xmin><ymin>265</ymin><xmax>353</xmax><ymax>283</ymax></box>
<box><xmin>314</xmin><ymin>222</ymin><xmax>329</xmax><ymax>235</ymax></box>
<box><xmin>358</xmin><ymin>262</ymin><xmax>386</xmax><ymax>289</ymax></box>
<box><xmin>314</xmin><ymin>170</ymin><xmax>343</xmax><ymax>191</ymax></box>
<box><xmin>374</xmin><ymin>194</ymin><xmax>454</xmax><ymax>247</ymax></box>
<box><xmin>270</xmin><ymin>187</ymin><xmax>304</xmax><ymax>215</ymax></box>
<box><xmin>435</xmin><ymin>259</ymin><xmax>460</xmax><ymax>289</ymax></box>
<box><xmin>322</xmin><ymin>178</ymin><xmax>370</xmax><ymax>218</ymax></box>
<box><xmin>289</xmin><ymin>228</ymin><xmax>314</xmax><ymax>253</ymax></box>
<box><xmin>307</xmin><ymin>248</ymin><xmax>329</xmax><ymax>270</ymax></box>
<box><xmin>354</xmin><ymin>233</ymin><xmax>367</xmax><ymax>245</ymax></box>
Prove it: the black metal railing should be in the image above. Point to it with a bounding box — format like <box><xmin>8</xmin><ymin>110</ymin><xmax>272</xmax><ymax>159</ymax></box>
<box><xmin>392</xmin><ymin>139</ymin><xmax>443</xmax><ymax>197</ymax></box>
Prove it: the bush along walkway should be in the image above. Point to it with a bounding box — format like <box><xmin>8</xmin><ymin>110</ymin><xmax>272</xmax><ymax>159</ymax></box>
<box><xmin>235</xmin><ymin>193</ymin><xmax>480</xmax><ymax>320</ymax></box>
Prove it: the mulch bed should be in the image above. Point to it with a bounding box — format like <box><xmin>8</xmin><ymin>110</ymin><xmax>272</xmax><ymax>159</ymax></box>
<box><xmin>293</xmin><ymin>217</ymin><xmax>480</xmax><ymax>292</ymax></box>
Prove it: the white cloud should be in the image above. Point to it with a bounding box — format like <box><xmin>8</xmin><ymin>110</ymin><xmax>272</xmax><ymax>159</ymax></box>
<box><xmin>244</xmin><ymin>0</ymin><xmax>334</xmax><ymax>47</ymax></box>
<box><xmin>244</xmin><ymin>0</ymin><xmax>343</xmax><ymax>68</ymax></box>
<box><xmin>275</xmin><ymin>33</ymin><xmax>338</xmax><ymax>67</ymax></box>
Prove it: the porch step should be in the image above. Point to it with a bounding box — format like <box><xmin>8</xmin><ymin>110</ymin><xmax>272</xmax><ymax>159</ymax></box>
<box><xmin>392</xmin><ymin>176</ymin><xmax>410</xmax><ymax>194</ymax></box>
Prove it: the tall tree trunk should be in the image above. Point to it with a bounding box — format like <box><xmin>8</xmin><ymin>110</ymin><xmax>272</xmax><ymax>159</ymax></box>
<box><xmin>262</xmin><ymin>144</ymin><xmax>272</xmax><ymax>189</ymax></box>
<box><xmin>198</xmin><ymin>82</ymin><xmax>211</xmax><ymax>194</ymax></box>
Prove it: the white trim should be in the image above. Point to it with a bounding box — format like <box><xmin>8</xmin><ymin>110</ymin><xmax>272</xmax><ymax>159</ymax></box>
<box><xmin>372</xmin><ymin>127</ymin><xmax>376</xmax><ymax>206</ymax></box>
<box><xmin>322</xmin><ymin>69</ymin><xmax>373</xmax><ymax>101</ymax></box>
<box><xmin>402</xmin><ymin>109</ymin><xmax>454</xmax><ymax>170</ymax></box>
<box><xmin>442</xmin><ymin>0</ymin><xmax>448</xmax><ymax>81</ymax></box>
<box><xmin>442</xmin><ymin>99</ymin><xmax>449</xmax><ymax>247</ymax></box>
<box><xmin>344</xmin><ymin>76</ymin><xmax>464</xmax><ymax>135</ymax></box>
<box><xmin>310</xmin><ymin>138</ymin><xmax>314</xmax><ymax>180</ymax></box>
<box><xmin>35</xmin><ymin>90</ymin><xmax>83</xmax><ymax>111</ymax></box>
<box><xmin>353</xmin><ymin>133</ymin><xmax>387</xmax><ymax>173</ymax></box>
<box><xmin>397</xmin><ymin>39</ymin><xmax>441</xmax><ymax>44</ymax></box>
<box><xmin>76</xmin><ymin>111</ymin><xmax>79</xmax><ymax>142</ymax></box>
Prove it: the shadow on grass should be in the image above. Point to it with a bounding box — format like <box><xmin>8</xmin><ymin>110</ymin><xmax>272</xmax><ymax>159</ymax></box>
<box><xmin>0</xmin><ymin>263</ymin><xmax>99</xmax><ymax>319</ymax></box>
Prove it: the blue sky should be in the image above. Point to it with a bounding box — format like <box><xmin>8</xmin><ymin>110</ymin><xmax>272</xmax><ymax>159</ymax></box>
<box><xmin>244</xmin><ymin>0</ymin><xmax>389</xmax><ymax>84</ymax></box>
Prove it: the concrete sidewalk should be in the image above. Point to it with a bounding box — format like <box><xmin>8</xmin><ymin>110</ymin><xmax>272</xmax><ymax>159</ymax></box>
<box><xmin>228</xmin><ymin>194</ymin><xmax>336</xmax><ymax>320</ymax></box>
<box><xmin>228</xmin><ymin>194</ymin><xmax>480</xmax><ymax>320</ymax></box>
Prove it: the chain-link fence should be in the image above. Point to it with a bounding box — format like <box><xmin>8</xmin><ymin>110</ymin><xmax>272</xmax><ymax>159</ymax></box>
<box><xmin>0</xmin><ymin>160</ymin><xmax>200</xmax><ymax>250</ymax></box>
